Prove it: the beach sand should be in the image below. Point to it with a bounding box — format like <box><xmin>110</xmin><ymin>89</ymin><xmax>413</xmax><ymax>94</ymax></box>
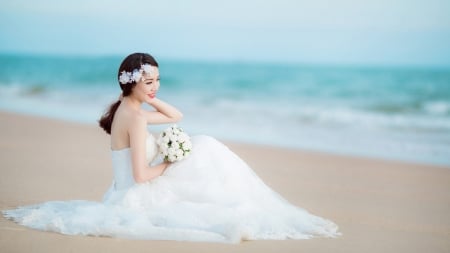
<box><xmin>1</xmin><ymin>110</ymin><xmax>449</xmax><ymax>253</ymax></box>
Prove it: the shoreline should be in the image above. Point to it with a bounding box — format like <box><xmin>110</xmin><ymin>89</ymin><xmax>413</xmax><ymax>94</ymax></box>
<box><xmin>1</xmin><ymin>110</ymin><xmax>449</xmax><ymax>252</ymax></box>
<box><xmin>2</xmin><ymin>109</ymin><xmax>449</xmax><ymax>168</ymax></box>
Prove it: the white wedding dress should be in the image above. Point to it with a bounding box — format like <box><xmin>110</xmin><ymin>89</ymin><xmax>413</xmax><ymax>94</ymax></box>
<box><xmin>3</xmin><ymin>134</ymin><xmax>340</xmax><ymax>243</ymax></box>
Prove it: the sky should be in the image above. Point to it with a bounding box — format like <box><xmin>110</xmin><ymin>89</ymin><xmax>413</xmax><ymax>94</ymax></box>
<box><xmin>1</xmin><ymin>0</ymin><xmax>450</xmax><ymax>67</ymax></box>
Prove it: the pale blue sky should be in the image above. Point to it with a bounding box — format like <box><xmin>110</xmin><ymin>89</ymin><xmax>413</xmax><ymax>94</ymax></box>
<box><xmin>1</xmin><ymin>0</ymin><xmax>450</xmax><ymax>67</ymax></box>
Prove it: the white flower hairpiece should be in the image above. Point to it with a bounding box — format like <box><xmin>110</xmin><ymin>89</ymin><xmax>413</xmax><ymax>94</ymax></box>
<box><xmin>119</xmin><ymin>64</ymin><xmax>155</xmax><ymax>85</ymax></box>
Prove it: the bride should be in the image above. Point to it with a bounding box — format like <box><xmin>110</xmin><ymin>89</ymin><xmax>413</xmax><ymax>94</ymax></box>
<box><xmin>3</xmin><ymin>53</ymin><xmax>340</xmax><ymax>243</ymax></box>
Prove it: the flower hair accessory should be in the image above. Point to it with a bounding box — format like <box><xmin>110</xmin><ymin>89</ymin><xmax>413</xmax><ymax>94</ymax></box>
<box><xmin>119</xmin><ymin>64</ymin><xmax>154</xmax><ymax>84</ymax></box>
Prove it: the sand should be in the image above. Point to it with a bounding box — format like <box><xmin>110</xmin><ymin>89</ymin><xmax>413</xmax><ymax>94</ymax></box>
<box><xmin>1</xmin><ymin>110</ymin><xmax>449</xmax><ymax>253</ymax></box>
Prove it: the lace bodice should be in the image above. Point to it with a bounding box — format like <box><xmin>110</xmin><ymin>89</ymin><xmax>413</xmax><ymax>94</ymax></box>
<box><xmin>110</xmin><ymin>134</ymin><xmax>159</xmax><ymax>190</ymax></box>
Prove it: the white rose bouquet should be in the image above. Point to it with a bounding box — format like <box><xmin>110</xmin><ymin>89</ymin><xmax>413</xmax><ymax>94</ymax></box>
<box><xmin>157</xmin><ymin>125</ymin><xmax>192</xmax><ymax>162</ymax></box>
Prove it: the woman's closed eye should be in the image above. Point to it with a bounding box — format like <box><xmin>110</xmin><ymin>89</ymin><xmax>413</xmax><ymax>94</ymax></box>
<box><xmin>145</xmin><ymin>78</ymin><xmax>159</xmax><ymax>85</ymax></box>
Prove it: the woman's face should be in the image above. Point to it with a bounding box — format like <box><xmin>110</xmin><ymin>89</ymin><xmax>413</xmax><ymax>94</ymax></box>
<box><xmin>131</xmin><ymin>66</ymin><xmax>160</xmax><ymax>103</ymax></box>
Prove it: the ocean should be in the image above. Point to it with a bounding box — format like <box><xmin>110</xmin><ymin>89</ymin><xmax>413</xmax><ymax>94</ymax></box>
<box><xmin>1</xmin><ymin>54</ymin><xmax>449</xmax><ymax>166</ymax></box>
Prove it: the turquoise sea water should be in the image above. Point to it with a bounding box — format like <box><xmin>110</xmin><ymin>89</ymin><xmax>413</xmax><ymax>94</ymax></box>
<box><xmin>1</xmin><ymin>54</ymin><xmax>450</xmax><ymax>166</ymax></box>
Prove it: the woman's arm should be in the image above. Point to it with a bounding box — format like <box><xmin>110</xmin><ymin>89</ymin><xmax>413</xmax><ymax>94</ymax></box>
<box><xmin>129</xmin><ymin>112</ymin><xmax>170</xmax><ymax>183</ymax></box>
<box><xmin>142</xmin><ymin>98</ymin><xmax>183</xmax><ymax>125</ymax></box>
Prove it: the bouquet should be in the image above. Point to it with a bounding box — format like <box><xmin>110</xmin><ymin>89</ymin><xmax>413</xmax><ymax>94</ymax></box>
<box><xmin>157</xmin><ymin>125</ymin><xmax>192</xmax><ymax>162</ymax></box>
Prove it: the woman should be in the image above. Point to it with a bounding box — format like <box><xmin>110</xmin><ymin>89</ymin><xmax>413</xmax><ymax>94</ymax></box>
<box><xmin>3</xmin><ymin>53</ymin><xmax>340</xmax><ymax>243</ymax></box>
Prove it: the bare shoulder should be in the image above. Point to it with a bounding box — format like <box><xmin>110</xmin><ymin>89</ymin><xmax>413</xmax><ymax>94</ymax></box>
<box><xmin>115</xmin><ymin>106</ymin><xmax>144</xmax><ymax>123</ymax></box>
<box><xmin>126</xmin><ymin>109</ymin><xmax>147</xmax><ymax>131</ymax></box>
<box><xmin>130</xmin><ymin>109</ymin><xmax>147</xmax><ymax>124</ymax></box>
<box><xmin>111</xmin><ymin>105</ymin><xmax>146</xmax><ymax>135</ymax></box>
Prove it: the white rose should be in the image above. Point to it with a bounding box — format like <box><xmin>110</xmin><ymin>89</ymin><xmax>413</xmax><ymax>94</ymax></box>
<box><xmin>142</xmin><ymin>64</ymin><xmax>153</xmax><ymax>74</ymax></box>
<box><xmin>159</xmin><ymin>143</ymin><xmax>169</xmax><ymax>155</ymax></box>
<box><xmin>176</xmin><ymin>149</ymin><xmax>183</xmax><ymax>157</ymax></box>
<box><xmin>178</xmin><ymin>133</ymin><xmax>189</xmax><ymax>143</ymax></box>
<box><xmin>170</xmin><ymin>135</ymin><xmax>179</xmax><ymax>143</ymax></box>
<box><xmin>177</xmin><ymin>136</ymin><xmax>185</xmax><ymax>144</ymax></box>
<box><xmin>168</xmin><ymin>154</ymin><xmax>176</xmax><ymax>162</ymax></box>
<box><xmin>168</xmin><ymin>147</ymin><xmax>177</xmax><ymax>156</ymax></box>
<box><xmin>119</xmin><ymin>71</ymin><xmax>131</xmax><ymax>84</ymax></box>
<box><xmin>132</xmin><ymin>70</ymin><xmax>143</xmax><ymax>82</ymax></box>
<box><xmin>162</xmin><ymin>135</ymin><xmax>170</xmax><ymax>144</ymax></box>
<box><xmin>182</xmin><ymin>141</ymin><xmax>192</xmax><ymax>150</ymax></box>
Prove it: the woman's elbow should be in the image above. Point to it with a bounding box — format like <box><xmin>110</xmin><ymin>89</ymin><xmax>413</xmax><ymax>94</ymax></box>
<box><xmin>176</xmin><ymin>113</ymin><xmax>183</xmax><ymax>121</ymax></box>
<box><xmin>133</xmin><ymin>169</ymin><xmax>159</xmax><ymax>183</ymax></box>
<box><xmin>133</xmin><ymin>175</ymin><xmax>147</xmax><ymax>184</ymax></box>
<box><xmin>172</xmin><ymin>113</ymin><xmax>183</xmax><ymax>122</ymax></box>
<box><xmin>133</xmin><ymin>171</ymin><xmax>148</xmax><ymax>183</ymax></box>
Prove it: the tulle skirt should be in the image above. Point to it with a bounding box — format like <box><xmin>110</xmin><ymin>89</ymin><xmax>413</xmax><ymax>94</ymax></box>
<box><xmin>3</xmin><ymin>136</ymin><xmax>340</xmax><ymax>243</ymax></box>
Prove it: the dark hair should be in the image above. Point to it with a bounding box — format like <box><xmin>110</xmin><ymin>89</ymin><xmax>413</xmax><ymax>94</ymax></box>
<box><xmin>99</xmin><ymin>53</ymin><xmax>159</xmax><ymax>134</ymax></box>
